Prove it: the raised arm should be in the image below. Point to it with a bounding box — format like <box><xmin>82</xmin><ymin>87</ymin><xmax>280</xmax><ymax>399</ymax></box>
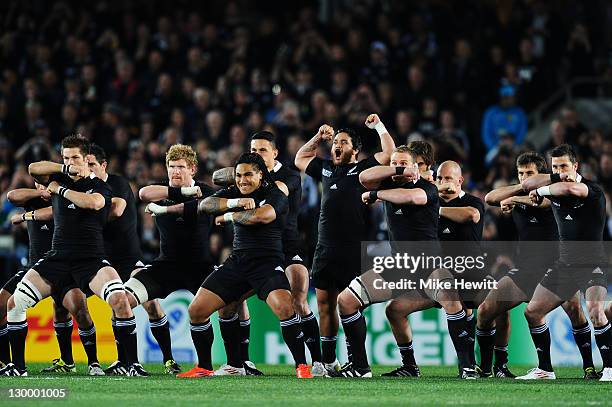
<box><xmin>215</xmin><ymin>204</ymin><xmax>277</xmax><ymax>226</ymax></box>
<box><xmin>212</xmin><ymin>167</ymin><xmax>236</xmax><ymax>187</ymax></box>
<box><xmin>294</xmin><ymin>124</ymin><xmax>333</xmax><ymax>172</ymax></box>
<box><xmin>28</xmin><ymin>161</ymin><xmax>88</xmax><ymax>184</ymax></box>
<box><xmin>439</xmin><ymin>206</ymin><xmax>481</xmax><ymax>223</ymax></box>
<box><xmin>10</xmin><ymin>206</ymin><xmax>53</xmax><ymax>225</ymax></box>
<box><xmin>197</xmin><ymin>196</ymin><xmax>256</xmax><ymax>215</ymax></box>
<box><xmin>47</xmin><ymin>181</ymin><xmax>106</xmax><ymax>210</ymax></box>
<box><xmin>529</xmin><ymin>182</ymin><xmax>588</xmax><ymax>205</ymax></box>
<box><xmin>363</xmin><ymin>188</ymin><xmax>427</xmax><ymax>206</ymax></box>
<box><xmin>365</xmin><ymin>114</ymin><xmax>395</xmax><ymax>165</ymax></box>
<box><xmin>360</xmin><ymin>165</ymin><xmax>420</xmax><ymax>190</ymax></box>
<box><xmin>359</xmin><ymin>166</ymin><xmax>395</xmax><ymax>190</ymax></box>
<box><xmin>7</xmin><ymin>188</ymin><xmax>48</xmax><ymax>206</ymax></box>
<box><xmin>484</xmin><ymin>184</ymin><xmax>524</xmax><ymax>206</ymax></box>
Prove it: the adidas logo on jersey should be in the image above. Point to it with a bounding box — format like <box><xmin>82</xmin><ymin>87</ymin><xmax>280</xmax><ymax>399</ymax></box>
<box><xmin>330</xmin><ymin>184</ymin><xmax>338</xmax><ymax>190</ymax></box>
<box><xmin>291</xmin><ymin>255</ymin><xmax>303</xmax><ymax>261</ymax></box>
<box><xmin>442</xmin><ymin>228</ymin><xmax>451</xmax><ymax>234</ymax></box>
<box><xmin>564</xmin><ymin>214</ymin><xmax>573</xmax><ymax>220</ymax></box>
<box><xmin>275</xmin><ymin>266</ymin><xmax>284</xmax><ymax>272</ymax></box>
<box><xmin>40</xmin><ymin>225</ymin><xmax>49</xmax><ymax>230</ymax></box>
<box><xmin>67</xmin><ymin>203</ymin><xmax>76</xmax><ymax>209</ymax></box>
<box><xmin>529</xmin><ymin>217</ymin><xmax>538</xmax><ymax>223</ymax></box>
<box><xmin>176</xmin><ymin>217</ymin><xmax>184</xmax><ymax>222</ymax></box>
<box><xmin>395</xmin><ymin>209</ymin><xmax>403</xmax><ymax>215</ymax></box>
<box><xmin>347</xmin><ymin>166</ymin><xmax>358</xmax><ymax>175</ymax></box>
<box><xmin>592</xmin><ymin>267</ymin><xmax>603</xmax><ymax>274</ymax></box>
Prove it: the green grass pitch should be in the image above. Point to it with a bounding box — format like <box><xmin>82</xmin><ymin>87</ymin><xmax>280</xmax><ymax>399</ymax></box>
<box><xmin>0</xmin><ymin>363</ymin><xmax>609</xmax><ymax>406</ymax></box>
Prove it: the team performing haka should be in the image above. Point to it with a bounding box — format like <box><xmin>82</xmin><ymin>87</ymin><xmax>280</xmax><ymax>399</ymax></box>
<box><xmin>1</xmin><ymin>123</ymin><xmax>610</xmax><ymax>382</ymax></box>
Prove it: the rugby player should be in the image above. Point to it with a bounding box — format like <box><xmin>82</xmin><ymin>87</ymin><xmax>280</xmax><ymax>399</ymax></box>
<box><xmin>518</xmin><ymin>144</ymin><xmax>611</xmax><ymax>381</ymax></box>
<box><xmin>480</xmin><ymin>152</ymin><xmax>599</xmax><ymax>379</ymax></box>
<box><xmin>212</xmin><ymin>131</ymin><xmax>325</xmax><ymax>376</ymax></box>
<box><xmin>176</xmin><ymin>153</ymin><xmax>312</xmax><ymax>378</ymax></box>
<box><xmin>1</xmin><ymin>135</ymin><xmax>141</xmax><ymax>376</ymax></box>
<box><xmin>294</xmin><ymin>114</ymin><xmax>394</xmax><ymax>372</ymax></box>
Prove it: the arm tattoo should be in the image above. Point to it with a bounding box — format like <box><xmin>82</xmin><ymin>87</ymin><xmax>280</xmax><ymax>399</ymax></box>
<box><xmin>231</xmin><ymin>209</ymin><xmax>258</xmax><ymax>225</ymax></box>
<box><xmin>212</xmin><ymin>167</ymin><xmax>235</xmax><ymax>187</ymax></box>
<box><xmin>199</xmin><ymin>197</ymin><xmax>223</xmax><ymax>214</ymax></box>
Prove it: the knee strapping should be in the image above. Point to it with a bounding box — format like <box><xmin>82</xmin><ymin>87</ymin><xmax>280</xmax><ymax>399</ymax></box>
<box><xmin>123</xmin><ymin>278</ymin><xmax>148</xmax><ymax>305</ymax></box>
<box><xmin>101</xmin><ymin>279</ymin><xmax>125</xmax><ymax>304</ymax></box>
<box><xmin>8</xmin><ymin>280</ymin><xmax>42</xmax><ymax>322</ymax></box>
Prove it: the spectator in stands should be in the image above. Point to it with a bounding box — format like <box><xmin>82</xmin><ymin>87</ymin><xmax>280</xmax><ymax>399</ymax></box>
<box><xmin>481</xmin><ymin>85</ymin><xmax>527</xmax><ymax>164</ymax></box>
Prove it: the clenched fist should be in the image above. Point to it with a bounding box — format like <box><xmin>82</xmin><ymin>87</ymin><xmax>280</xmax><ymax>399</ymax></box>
<box><xmin>365</xmin><ymin>114</ymin><xmax>380</xmax><ymax>129</ymax></box>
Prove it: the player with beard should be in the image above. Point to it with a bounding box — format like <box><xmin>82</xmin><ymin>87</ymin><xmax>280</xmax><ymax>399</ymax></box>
<box><xmin>211</xmin><ymin>131</ymin><xmax>325</xmax><ymax>376</ymax></box>
<box><xmin>0</xmin><ymin>135</ymin><xmax>141</xmax><ymax>377</ymax></box>
<box><xmin>4</xmin><ymin>184</ymin><xmax>105</xmax><ymax>375</ymax></box>
<box><xmin>330</xmin><ymin>149</ymin><xmax>476</xmax><ymax>379</ymax></box>
<box><xmin>479</xmin><ymin>152</ymin><xmax>599</xmax><ymax>379</ymax></box>
<box><xmin>294</xmin><ymin>114</ymin><xmax>395</xmax><ymax>372</ymax></box>
<box><xmin>87</xmin><ymin>144</ymin><xmax>181</xmax><ymax>375</ymax></box>
<box><xmin>122</xmin><ymin>144</ymin><xmax>215</xmax><ymax>373</ymax></box>
<box><xmin>517</xmin><ymin>144</ymin><xmax>611</xmax><ymax>381</ymax></box>
<box><xmin>176</xmin><ymin>153</ymin><xmax>312</xmax><ymax>378</ymax></box>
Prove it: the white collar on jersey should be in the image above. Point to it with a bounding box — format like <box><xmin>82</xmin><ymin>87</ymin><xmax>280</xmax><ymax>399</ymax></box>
<box><xmin>272</xmin><ymin>161</ymin><xmax>282</xmax><ymax>173</ymax></box>
<box><xmin>101</xmin><ymin>173</ymin><xmax>109</xmax><ymax>182</ymax></box>
<box><xmin>89</xmin><ymin>172</ymin><xmax>97</xmax><ymax>179</ymax></box>
<box><xmin>459</xmin><ymin>190</ymin><xmax>466</xmax><ymax>198</ymax></box>
<box><xmin>576</xmin><ymin>173</ymin><xmax>582</xmax><ymax>183</ymax></box>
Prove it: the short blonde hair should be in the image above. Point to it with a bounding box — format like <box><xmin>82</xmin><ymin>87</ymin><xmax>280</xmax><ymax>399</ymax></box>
<box><xmin>166</xmin><ymin>144</ymin><xmax>198</xmax><ymax>168</ymax></box>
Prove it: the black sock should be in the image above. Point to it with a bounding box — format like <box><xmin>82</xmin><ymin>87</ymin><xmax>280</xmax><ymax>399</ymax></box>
<box><xmin>594</xmin><ymin>323</ymin><xmax>612</xmax><ymax>368</ymax></box>
<box><xmin>346</xmin><ymin>340</ymin><xmax>353</xmax><ymax>363</ymax></box>
<box><xmin>466</xmin><ymin>313</ymin><xmax>476</xmax><ymax>366</ymax></box>
<box><xmin>114</xmin><ymin>316</ymin><xmax>138</xmax><ymax>365</ymax></box>
<box><xmin>476</xmin><ymin>327</ymin><xmax>495</xmax><ymax>372</ymax></box>
<box><xmin>280</xmin><ymin>314</ymin><xmax>306</xmax><ymax>366</ymax></box>
<box><xmin>219</xmin><ymin>314</ymin><xmax>243</xmax><ymax>367</ymax></box>
<box><xmin>0</xmin><ymin>322</ymin><xmax>11</xmax><ymax>364</ymax></box>
<box><xmin>111</xmin><ymin>318</ymin><xmax>127</xmax><ymax>364</ymax></box>
<box><xmin>78</xmin><ymin>324</ymin><xmax>98</xmax><ymax>365</ymax></box>
<box><xmin>301</xmin><ymin>312</ymin><xmax>322</xmax><ymax>363</ymax></box>
<box><xmin>398</xmin><ymin>342</ymin><xmax>416</xmax><ymax>366</ymax></box>
<box><xmin>493</xmin><ymin>345</ymin><xmax>508</xmax><ymax>367</ymax></box>
<box><xmin>572</xmin><ymin>322</ymin><xmax>594</xmax><ymax>369</ymax></box>
<box><xmin>239</xmin><ymin>319</ymin><xmax>250</xmax><ymax>362</ymax></box>
<box><xmin>150</xmin><ymin>315</ymin><xmax>173</xmax><ymax>363</ymax></box>
<box><xmin>340</xmin><ymin>311</ymin><xmax>369</xmax><ymax>370</ymax></box>
<box><xmin>446</xmin><ymin>310</ymin><xmax>472</xmax><ymax>369</ymax></box>
<box><xmin>321</xmin><ymin>335</ymin><xmax>337</xmax><ymax>364</ymax></box>
<box><xmin>190</xmin><ymin>321</ymin><xmax>214</xmax><ymax>370</ymax></box>
<box><xmin>54</xmin><ymin>319</ymin><xmax>74</xmax><ymax>365</ymax></box>
<box><xmin>7</xmin><ymin>321</ymin><xmax>28</xmax><ymax>370</ymax></box>
<box><xmin>529</xmin><ymin>323</ymin><xmax>553</xmax><ymax>371</ymax></box>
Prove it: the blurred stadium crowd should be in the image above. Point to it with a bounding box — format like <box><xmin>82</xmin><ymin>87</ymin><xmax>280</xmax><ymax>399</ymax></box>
<box><xmin>1</xmin><ymin>0</ymin><xmax>612</xmax><ymax>275</ymax></box>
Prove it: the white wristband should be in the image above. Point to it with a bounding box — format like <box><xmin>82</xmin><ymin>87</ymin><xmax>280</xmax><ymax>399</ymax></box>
<box><xmin>223</xmin><ymin>212</ymin><xmax>234</xmax><ymax>223</ymax></box>
<box><xmin>536</xmin><ymin>186</ymin><xmax>551</xmax><ymax>196</ymax></box>
<box><xmin>147</xmin><ymin>203</ymin><xmax>168</xmax><ymax>215</ymax></box>
<box><xmin>227</xmin><ymin>199</ymin><xmax>240</xmax><ymax>208</ymax></box>
<box><xmin>374</xmin><ymin>122</ymin><xmax>388</xmax><ymax>135</ymax></box>
<box><xmin>181</xmin><ymin>186</ymin><xmax>199</xmax><ymax>197</ymax></box>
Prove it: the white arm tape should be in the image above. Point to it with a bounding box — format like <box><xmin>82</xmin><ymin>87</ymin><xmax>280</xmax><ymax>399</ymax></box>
<box><xmin>224</xmin><ymin>212</ymin><xmax>234</xmax><ymax>223</ymax></box>
<box><xmin>374</xmin><ymin>121</ymin><xmax>388</xmax><ymax>136</ymax></box>
<box><xmin>181</xmin><ymin>186</ymin><xmax>200</xmax><ymax>197</ymax></box>
<box><xmin>227</xmin><ymin>199</ymin><xmax>240</xmax><ymax>208</ymax></box>
<box><xmin>536</xmin><ymin>186</ymin><xmax>552</xmax><ymax>196</ymax></box>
